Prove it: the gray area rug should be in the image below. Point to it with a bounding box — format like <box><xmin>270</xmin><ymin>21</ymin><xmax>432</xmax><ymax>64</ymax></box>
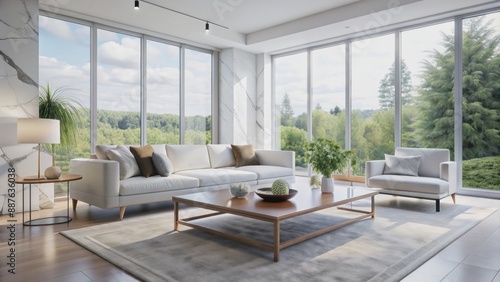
<box><xmin>61</xmin><ymin>195</ymin><xmax>496</xmax><ymax>282</ymax></box>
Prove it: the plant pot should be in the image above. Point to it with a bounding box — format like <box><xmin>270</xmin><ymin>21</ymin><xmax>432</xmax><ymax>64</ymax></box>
<box><xmin>44</xmin><ymin>166</ymin><xmax>62</xmax><ymax>179</ymax></box>
<box><xmin>321</xmin><ymin>176</ymin><xmax>334</xmax><ymax>193</ymax></box>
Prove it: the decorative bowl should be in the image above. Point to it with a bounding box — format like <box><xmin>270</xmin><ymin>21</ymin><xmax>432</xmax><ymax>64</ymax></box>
<box><xmin>255</xmin><ymin>188</ymin><xmax>298</xmax><ymax>202</ymax></box>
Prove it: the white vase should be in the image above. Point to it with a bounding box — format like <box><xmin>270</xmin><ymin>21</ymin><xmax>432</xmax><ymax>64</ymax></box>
<box><xmin>44</xmin><ymin>166</ymin><xmax>62</xmax><ymax>179</ymax></box>
<box><xmin>321</xmin><ymin>176</ymin><xmax>334</xmax><ymax>193</ymax></box>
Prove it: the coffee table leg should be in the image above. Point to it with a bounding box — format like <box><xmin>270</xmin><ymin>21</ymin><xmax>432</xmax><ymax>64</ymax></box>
<box><xmin>274</xmin><ymin>220</ymin><xmax>280</xmax><ymax>262</ymax></box>
<box><xmin>371</xmin><ymin>195</ymin><xmax>375</xmax><ymax>218</ymax></box>
<box><xmin>174</xmin><ymin>201</ymin><xmax>179</xmax><ymax>231</ymax></box>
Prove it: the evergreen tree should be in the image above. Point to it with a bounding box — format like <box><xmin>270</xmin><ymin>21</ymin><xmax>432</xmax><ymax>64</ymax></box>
<box><xmin>417</xmin><ymin>16</ymin><xmax>500</xmax><ymax>159</ymax></box>
<box><xmin>378</xmin><ymin>60</ymin><xmax>413</xmax><ymax>109</ymax></box>
<box><xmin>330</xmin><ymin>106</ymin><xmax>341</xmax><ymax>115</ymax></box>
<box><xmin>280</xmin><ymin>93</ymin><xmax>294</xmax><ymax>126</ymax></box>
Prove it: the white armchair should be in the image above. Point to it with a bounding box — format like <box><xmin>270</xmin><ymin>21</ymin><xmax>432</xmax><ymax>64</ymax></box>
<box><xmin>365</xmin><ymin>147</ymin><xmax>457</xmax><ymax>212</ymax></box>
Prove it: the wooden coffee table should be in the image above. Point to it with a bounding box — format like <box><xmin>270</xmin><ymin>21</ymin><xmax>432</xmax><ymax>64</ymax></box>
<box><xmin>173</xmin><ymin>186</ymin><xmax>378</xmax><ymax>262</ymax></box>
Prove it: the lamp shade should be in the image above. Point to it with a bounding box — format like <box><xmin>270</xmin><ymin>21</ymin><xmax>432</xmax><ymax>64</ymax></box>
<box><xmin>17</xmin><ymin>118</ymin><xmax>60</xmax><ymax>144</ymax></box>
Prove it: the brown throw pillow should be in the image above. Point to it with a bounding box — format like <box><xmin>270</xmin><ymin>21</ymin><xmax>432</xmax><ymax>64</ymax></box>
<box><xmin>231</xmin><ymin>144</ymin><xmax>260</xmax><ymax>167</ymax></box>
<box><xmin>130</xmin><ymin>145</ymin><xmax>157</xmax><ymax>177</ymax></box>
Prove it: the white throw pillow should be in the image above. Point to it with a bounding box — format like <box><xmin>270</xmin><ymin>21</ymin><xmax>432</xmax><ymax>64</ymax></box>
<box><xmin>207</xmin><ymin>144</ymin><xmax>236</xmax><ymax>168</ymax></box>
<box><xmin>107</xmin><ymin>145</ymin><xmax>141</xmax><ymax>180</ymax></box>
<box><xmin>383</xmin><ymin>154</ymin><xmax>421</xmax><ymax>176</ymax></box>
<box><xmin>95</xmin><ymin>145</ymin><xmax>117</xmax><ymax>160</ymax></box>
<box><xmin>152</xmin><ymin>152</ymin><xmax>174</xmax><ymax>177</ymax></box>
<box><xmin>166</xmin><ymin>145</ymin><xmax>211</xmax><ymax>172</ymax></box>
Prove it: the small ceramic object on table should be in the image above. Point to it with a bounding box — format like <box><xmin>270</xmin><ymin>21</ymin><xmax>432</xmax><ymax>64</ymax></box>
<box><xmin>230</xmin><ymin>183</ymin><xmax>251</xmax><ymax>198</ymax></box>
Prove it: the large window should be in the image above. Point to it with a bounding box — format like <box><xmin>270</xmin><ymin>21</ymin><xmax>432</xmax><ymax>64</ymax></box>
<box><xmin>146</xmin><ymin>40</ymin><xmax>180</xmax><ymax>144</ymax></box>
<box><xmin>351</xmin><ymin>34</ymin><xmax>395</xmax><ymax>175</ymax></box>
<box><xmin>461</xmin><ymin>12</ymin><xmax>500</xmax><ymax>192</ymax></box>
<box><xmin>274</xmin><ymin>52</ymin><xmax>308</xmax><ymax>176</ymax></box>
<box><xmin>272</xmin><ymin>9</ymin><xmax>500</xmax><ymax>196</ymax></box>
<box><xmin>39</xmin><ymin>14</ymin><xmax>215</xmax><ymax>162</ymax></box>
<box><xmin>184</xmin><ymin>49</ymin><xmax>212</xmax><ymax>145</ymax></box>
<box><xmin>311</xmin><ymin>45</ymin><xmax>346</xmax><ymax>147</ymax></box>
<box><xmin>39</xmin><ymin>16</ymin><xmax>91</xmax><ymax>196</ymax></box>
<box><xmin>401</xmin><ymin>22</ymin><xmax>454</xmax><ymax>149</ymax></box>
<box><xmin>97</xmin><ymin>29</ymin><xmax>141</xmax><ymax>145</ymax></box>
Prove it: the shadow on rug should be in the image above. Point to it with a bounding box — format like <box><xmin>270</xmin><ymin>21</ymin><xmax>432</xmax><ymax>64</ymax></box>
<box><xmin>61</xmin><ymin>196</ymin><xmax>496</xmax><ymax>282</ymax></box>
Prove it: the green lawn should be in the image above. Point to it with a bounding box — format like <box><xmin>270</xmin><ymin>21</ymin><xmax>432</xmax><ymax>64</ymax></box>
<box><xmin>462</xmin><ymin>156</ymin><xmax>500</xmax><ymax>190</ymax></box>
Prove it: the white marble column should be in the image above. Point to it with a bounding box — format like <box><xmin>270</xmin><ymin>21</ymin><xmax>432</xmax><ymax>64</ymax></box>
<box><xmin>256</xmin><ymin>53</ymin><xmax>273</xmax><ymax>150</ymax></box>
<box><xmin>219</xmin><ymin>48</ymin><xmax>258</xmax><ymax>146</ymax></box>
<box><xmin>0</xmin><ymin>0</ymin><xmax>54</xmax><ymax>213</ymax></box>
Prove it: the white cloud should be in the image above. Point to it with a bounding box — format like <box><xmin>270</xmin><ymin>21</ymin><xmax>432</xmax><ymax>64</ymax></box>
<box><xmin>147</xmin><ymin>41</ymin><xmax>180</xmax><ymax>65</ymax></box>
<box><xmin>97</xmin><ymin>29</ymin><xmax>119</xmax><ymax>42</ymax></box>
<box><xmin>39</xmin><ymin>16</ymin><xmax>73</xmax><ymax>40</ymax></box>
<box><xmin>39</xmin><ymin>56</ymin><xmax>90</xmax><ymax>107</ymax></box>
<box><xmin>39</xmin><ymin>16</ymin><xmax>89</xmax><ymax>45</ymax></box>
<box><xmin>98</xmin><ymin>38</ymin><xmax>140</xmax><ymax>69</ymax></box>
<box><xmin>147</xmin><ymin>67</ymin><xmax>179</xmax><ymax>85</ymax></box>
<box><xmin>98</xmin><ymin>86</ymin><xmax>141</xmax><ymax>112</ymax></box>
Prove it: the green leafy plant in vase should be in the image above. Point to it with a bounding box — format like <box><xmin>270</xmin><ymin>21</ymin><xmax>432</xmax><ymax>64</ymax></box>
<box><xmin>304</xmin><ymin>138</ymin><xmax>356</xmax><ymax>193</ymax></box>
<box><xmin>39</xmin><ymin>83</ymin><xmax>82</xmax><ymax>179</ymax></box>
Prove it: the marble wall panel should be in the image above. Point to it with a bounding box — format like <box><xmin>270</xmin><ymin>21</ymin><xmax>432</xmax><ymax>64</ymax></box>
<box><xmin>219</xmin><ymin>49</ymin><xmax>235</xmax><ymax>144</ymax></box>
<box><xmin>256</xmin><ymin>53</ymin><xmax>273</xmax><ymax>149</ymax></box>
<box><xmin>219</xmin><ymin>48</ymin><xmax>258</xmax><ymax>146</ymax></box>
<box><xmin>0</xmin><ymin>0</ymin><xmax>54</xmax><ymax>213</ymax></box>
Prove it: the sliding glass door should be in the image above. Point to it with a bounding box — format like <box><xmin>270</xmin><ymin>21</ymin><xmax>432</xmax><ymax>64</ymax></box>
<box><xmin>461</xmin><ymin>12</ymin><xmax>500</xmax><ymax>192</ymax></box>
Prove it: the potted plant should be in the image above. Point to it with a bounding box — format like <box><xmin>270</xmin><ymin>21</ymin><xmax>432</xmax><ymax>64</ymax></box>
<box><xmin>304</xmin><ymin>138</ymin><xmax>355</xmax><ymax>193</ymax></box>
<box><xmin>39</xmin><ymin>83</ymin><xmax>82</xmax><ymax>178</ymax></box>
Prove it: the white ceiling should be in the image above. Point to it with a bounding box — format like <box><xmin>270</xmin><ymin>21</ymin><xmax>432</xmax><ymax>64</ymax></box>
<box><xmin>39</xmin><ymin>0</ymin><xmax>500</xmax><ymax>54</ymax></box>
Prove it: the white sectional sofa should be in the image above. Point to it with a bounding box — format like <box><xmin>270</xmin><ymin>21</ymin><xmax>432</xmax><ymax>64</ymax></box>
<box><xmin>70</xmin><ymin>144</ymin><xmax>295</xmax><ymax>219</ymax></box>
<box><xmin>365</xmin><ymin>147</ymin><xmax>457</xmax><ymax>212</ymax></box>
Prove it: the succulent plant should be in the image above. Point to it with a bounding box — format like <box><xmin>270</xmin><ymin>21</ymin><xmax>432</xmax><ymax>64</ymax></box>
<box><xmin>310</xmin><ymin>174</ymin><xmax>321</xmax><ymax>188</ymax></box>
<box><xmin>271</xmin><ymin>179</ymin><xmax>289</xmax><ymax>195</ymax></box>
<box><xmin>230</xmin><ymin>183</ymin><xmax>250</xmax><ymax>198</ymax></box>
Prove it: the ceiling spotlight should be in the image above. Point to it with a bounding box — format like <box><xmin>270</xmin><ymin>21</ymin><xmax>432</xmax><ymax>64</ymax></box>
<box><xmin>134</xmin><ymin>0</ymin><xmax>139</xmax><ymax>10</ymax></box>
<box><xmin>205</xmin><ymin>22</ymin><xmax>210</xmax><ymax>32</ymax></box>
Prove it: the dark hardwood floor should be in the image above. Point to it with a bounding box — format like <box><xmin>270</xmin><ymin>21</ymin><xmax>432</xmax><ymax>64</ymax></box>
<box><xmin>0</xmin><ymin>199</ymin><xmax>175</xmax><ymax>282</ymax></box>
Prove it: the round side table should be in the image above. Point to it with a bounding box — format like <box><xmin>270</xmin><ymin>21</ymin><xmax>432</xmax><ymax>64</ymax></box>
<box><xmin>15</xmin><ymin>174</ymin><xmax>82</xmax><ymax>226</ymax></box>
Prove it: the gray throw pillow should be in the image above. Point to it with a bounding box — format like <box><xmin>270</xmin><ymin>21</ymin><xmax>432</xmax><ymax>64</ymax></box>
<box><xmin>383</xmin><ymin>154</ymin><xmax>421</xmax><ymax>176</ymax></box>
<box><xmin>107</xmin><ymin>146</ymin><xmax>141</xmax><ymax>180</ymax></box>
<box><xmin>152</xmin><ymin>152</ymin><xmax>174</xmax><ymax>177</ymax></box>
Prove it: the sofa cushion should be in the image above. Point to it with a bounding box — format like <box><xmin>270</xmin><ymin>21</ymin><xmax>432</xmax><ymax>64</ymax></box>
<box><xmin>151</xmin><ymin>144</ymin><xmax>167</xmax><ymax>155</ymax></box>
<box><xmin>95</xmin><ymin>145</ymin><xmax>117</xmax><ymax>160</ymax></box>
<box><xmin>395</xmin><ymin>147</ymin><xmax>449</xmax><ymax>178</ymax></box>
<box><xmin>119</xmin><ymin>174</ymin><xmax>200</xmax><ymax>196</ymax></box>
<box><xmin>383</xmin><ymin>154</ymin><xmax>421</xmax><ymax>176</ymax></box>
<box><xmin>152</xmin><ymin>152</ymin><xmax>174</xmax><ymax>177</ymax></box>
<box><xmin>107</xmin><ymin>146</ymin><xmax>141</xmax><ymax>180</ymax></box>
<box><xmin>207</xmin><ymin>144</ymin><xmax>235</xmax><ymax>168</ymax></box>
<box><xmin>166</xmin><ymin>145</ymin><xmax>211</xmax><ymax>172</ymax></box>
<box><xmin>175</xmin><ymin>168</ymin><xmax>257</xmax><ymax>186</ymax></box>
<box><xmin>231</xmin><ymin>144</ymin><xmax>260</xmax><ymax>167</ymax></box>
<box><xmin>368</xmin><ymin>175</ymin><xmax>449</xmax><ymax>194</ymax></box>
<box><xmin>130</xmin><ymin>145</ymin><xmax>157</xmax><ymax>177</ymax></box>
<box><xmin>233</xmin><ymin>165</ymin><xmax>293</xmax><ymax>180</ymax></box>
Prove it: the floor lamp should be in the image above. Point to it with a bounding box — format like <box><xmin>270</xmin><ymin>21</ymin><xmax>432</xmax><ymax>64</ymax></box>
<box><xmin>17</xmin><ymin>118</ymin><xmax>60</xmax><ymax>180</ymax></box>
